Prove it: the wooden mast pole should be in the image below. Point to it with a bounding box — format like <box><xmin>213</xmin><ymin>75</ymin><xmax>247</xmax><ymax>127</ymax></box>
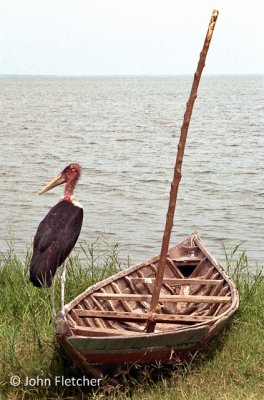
<box><xmin>146</xmin><ymin>10</ymin><xmax>219</xmax><ymax>333</ymax></box>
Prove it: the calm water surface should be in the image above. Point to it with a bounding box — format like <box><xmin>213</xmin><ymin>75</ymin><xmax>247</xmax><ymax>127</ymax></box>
<box><xmin>0</xmin><ymin>76</ymin><xmax>263</xmax><ymax>268</ymax></box>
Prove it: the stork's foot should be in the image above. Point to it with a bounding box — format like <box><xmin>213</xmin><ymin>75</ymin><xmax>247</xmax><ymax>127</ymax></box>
<box><xmin>58</xmin><ymin>309</ymin><xmax>66</xmax><ymax>319</ymax></box>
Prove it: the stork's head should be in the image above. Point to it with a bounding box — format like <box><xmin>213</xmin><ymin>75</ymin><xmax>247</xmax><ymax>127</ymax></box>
<box><xmin>39</xmin><ymin>163</ymin><xmax>82</xmax><ymax>195</ymax></box>
<box><xmin>62</xmin><ymin>163</ymin><xmax>82</xmax><ymax>182</ymax></box>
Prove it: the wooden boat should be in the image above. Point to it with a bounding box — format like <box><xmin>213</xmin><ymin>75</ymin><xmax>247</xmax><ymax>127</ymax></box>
<box><xmin>55</xmin><ymin>232</ymin><xmax>239</xmax><ymax>375</ymax></box>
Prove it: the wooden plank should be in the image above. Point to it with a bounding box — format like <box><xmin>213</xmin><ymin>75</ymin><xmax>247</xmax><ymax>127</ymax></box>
<box><xmin>89</xmin><ymin>296</ymin><xmax>117</xmax><ymax>330</ymax></box>
<box><xmin>129</xmin><ymin>277</ymin><xmax>223</xmax><ymax>286</ymax></box>
<box><xmin>92</xmin><ymin>293</ymin><xmax>231</xmax><ymax>304</ymax></box>
<box><xmin>81</xmin><ymin>299</ymin><xmax>105</xmax><ymax>329</ymax></box>
<box><xmin>75</xmin><ymin>309</ymin><xmax>212</xmax><ymax>323</ymax></box>
<box><xmin>171</xmin><ymin>256</ymin><xmax>202</xmax><ymax>263</ymax></box>
<box><xmin>137</xmin><ymin>270</ymin><xmax>153</xmax><ymax>294</ymax></box>
<box><xmin>177</xmin><ymin>285</ymin><xmax>190</xmax><ymax>311</ymax></box>
<box><xmin>70</xmin><ymin>309</ymin><xmax>86</xmax><ymax>327</ymax></box>
<box><xmin>97</xmin><ymin>288</ymin><xmax>115</xmax><ymax>311</ymax></box>
<box><xmin>189</xmin><ymin>257</ymin><xmax>208</xmax><ymax>277</ymax></box>
<box><xmin>165</xmin><ymin>259</ymin><xmax>185</xmax><ymax>278</ymax></box>
<box><xmin>71</xmin><ymin>325</ymin><xmax>140</xmax><ymax>337</ymax></box>
<box><xmin>111</xmin><ymin>282</ymin><xmax>133</xmax><ymax>312</ymax></box>
<box><xmin>124</xmin><ymin>276</ymin><xmax>150</xmax><ymax>311</ymax></box>
<box><xmin>190</xmin><ymin>269</ymin><xmax>219</xmax><ymax>298</ymax></box>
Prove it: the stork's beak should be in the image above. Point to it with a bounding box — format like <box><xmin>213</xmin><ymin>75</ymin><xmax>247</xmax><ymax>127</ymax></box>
<box><xmin>39</xmin><ymin>172</ymin><xmax>66</xmax><ymax>195</ymax></box>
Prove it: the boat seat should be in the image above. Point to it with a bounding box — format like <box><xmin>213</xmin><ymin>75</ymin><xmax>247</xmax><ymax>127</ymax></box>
<box><xmin>74</xmin><ymin>309</ymin><xmax>213</xmax><ymax>324</ymax></box>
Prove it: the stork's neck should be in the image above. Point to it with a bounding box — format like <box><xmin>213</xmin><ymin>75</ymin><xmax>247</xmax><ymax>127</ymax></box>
<box><xmin>64</xmin><ymin>177</ymin><xmax>77</xmax><ymax>200</ymax></box>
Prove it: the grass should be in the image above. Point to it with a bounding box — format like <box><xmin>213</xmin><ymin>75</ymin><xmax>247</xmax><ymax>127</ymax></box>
<box><xmin>0</xmin><ymin>238</ymin><xmax>263</xmax><ymax>400</ymax></box>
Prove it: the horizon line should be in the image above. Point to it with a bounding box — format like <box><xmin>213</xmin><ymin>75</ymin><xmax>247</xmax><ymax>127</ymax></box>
<box><xmin>1</xmin><ymin>73</ymin><xmax>264</xmax><ymax>78</ymax></box>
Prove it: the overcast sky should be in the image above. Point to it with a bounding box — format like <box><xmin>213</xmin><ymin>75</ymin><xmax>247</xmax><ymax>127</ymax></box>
<box><xmin>0</xmin><ymin>0</ymin><xmax>263</xmax><ymax>75</ymax></box>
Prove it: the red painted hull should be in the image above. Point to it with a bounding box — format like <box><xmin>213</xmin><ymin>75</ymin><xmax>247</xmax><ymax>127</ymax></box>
<box><xmin>82</xmin><ymin>348</ymin><xmax>187</xmax><ymax>364</ymax></box>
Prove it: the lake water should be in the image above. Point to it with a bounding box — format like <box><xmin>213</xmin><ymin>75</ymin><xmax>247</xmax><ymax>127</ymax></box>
<box><xmin>0</xmin><ymin>75</ymin><xmax>263</xmax><ymax>269</ymax></box>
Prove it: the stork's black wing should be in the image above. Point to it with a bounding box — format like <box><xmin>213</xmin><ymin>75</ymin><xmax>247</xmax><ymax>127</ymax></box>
<box><xmin>29</xmin><ymin>200</ymin><xmax>83</xmax><ymax>287</ymax></box>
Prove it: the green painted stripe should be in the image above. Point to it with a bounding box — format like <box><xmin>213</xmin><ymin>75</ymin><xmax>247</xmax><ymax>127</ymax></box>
<box><xmin>68</xmin><ymin>326</ymin><xmax>207</xmax><ymax>354</ymax></box>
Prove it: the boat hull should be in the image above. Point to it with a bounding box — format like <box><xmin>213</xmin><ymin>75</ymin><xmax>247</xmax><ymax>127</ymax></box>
<box><xmin>55</xmin><ymin>233</ymin><xmax>239</xmax><ymax>376</ymax></box>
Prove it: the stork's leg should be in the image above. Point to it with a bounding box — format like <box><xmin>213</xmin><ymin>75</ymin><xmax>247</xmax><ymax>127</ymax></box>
<box><xmin>48</xmin><ymin>281</ymin><xmax>56</xmax><ymax>319</ymax></box>
<box><xmin>51</xmin><ymin>281</ymin><xmax>56</xmax><ymax>318</ymax></box>
<box><xmin>61</xmin><ymin>261</ymin><xmax>67</xmax><ymax>317</ymax></box>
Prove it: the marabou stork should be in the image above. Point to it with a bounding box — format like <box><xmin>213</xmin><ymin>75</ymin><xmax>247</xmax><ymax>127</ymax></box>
<box><xmin>29</xmin><ymin>164</ymin><xmax>83</xmax><ymax>308</ymax></box>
